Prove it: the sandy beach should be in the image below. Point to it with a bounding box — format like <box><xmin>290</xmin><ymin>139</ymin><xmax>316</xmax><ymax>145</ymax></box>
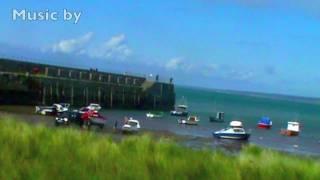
<box><xmin>0</xmin><ymin>105</ymin><xmax>248</xmax><ymax>153</ymax></box>
<box><xmin>2</xmin><ymin>104</ymin><xmax>319</xmax><ymax>157</ymax></box>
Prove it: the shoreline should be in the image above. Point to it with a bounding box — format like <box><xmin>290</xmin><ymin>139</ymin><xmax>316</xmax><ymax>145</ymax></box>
<box><xmin>0</xmin><ymin>105</ymin><xmax>319</xmax><ymax>157</ymax></box>
<box><xmin>0</xmin><ymin>105</ymin><xmax>246</xmax><ymax>153</ymax></box>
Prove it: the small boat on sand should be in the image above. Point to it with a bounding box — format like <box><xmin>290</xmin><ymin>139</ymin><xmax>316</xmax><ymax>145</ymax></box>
<box><xmin>35</xmin><ymin>103</ymin><xmax>70</xmax><ymax>116</ymax></box>
<box><xmin>122</xmin><ymin>118</ymin><xmax>141</xmax><ymax>133</ymax></box>
<box><xmin>209</xmin><ymin>112</ymin><xmax>225</xmax><ymax>123</ymax></box>
<box><xmin>280</xmin><ymin>122</ymin><xmax>300</xmax><ymax>136</ymax></box>
<box><xmin>146</xmin><ymin>111</ymin><xmax>164</xmax><ymax>118</ymax></box>
<box><xmin>257</xmin><ymin>116</ymin><xmax>272</xmax><ymax>129</ymax></box>
<box><xmin>178</xmin><ymin>116</ymin><xmax>200</xmax><ymax>125</ymax></box>
<box><xmin>213</xmin><ymin>121</ymin><xmax>250</xmax><ymax>140</ymax></box>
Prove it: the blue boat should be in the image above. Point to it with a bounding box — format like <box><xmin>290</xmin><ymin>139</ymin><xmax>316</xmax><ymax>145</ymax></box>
<box><xmin>257</xmin><ymin>116</ymin><xmax>272</xmax><ymax>129</ymax></box>
<box><xmin>213</xmin><ymin>121</ymin><xmax>250</xmax><ymax>140</ymax></box>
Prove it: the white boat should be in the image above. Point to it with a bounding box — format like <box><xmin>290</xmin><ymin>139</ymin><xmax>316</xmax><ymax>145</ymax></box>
<box><xmin>178</xmin><ymin>116</ymin><xmax>200</xmax><ymax>125</ymax></box>
<box><xmin>171</xmin><ymin>97</ymin><xmax>189</xmax><ymax>116</ymax></box>
<box><xmin>35</xmin><ymin>103</ymin><xmax>70</xmax><ymax>115</ymax></box>
<box><xmin>213</xmin><ymin>121</ymin><xmax>250</xmax><ymax>140</ymax></box>
<box><xmin>146</xmin><ymin>112</ymin><xmax>164</xmax><ymax>118</ymax></box>
<box><xmin>87</xmin><ymin>103</ymin><xmax>101</xmax><ymax>111</ymax></box>
<box><xmin>122</xmin><ymin>118</ymin><xmax>141</xmax><ymax>133</ymax></box>
<box><xmin>171</xmin><ymin>105</ymin><xmax>189</xmax><ymax>116</ymax></box>
<box><xmin>280</xmin><ymin>122</ymin><xmax>300</xmax><ymax>136</ymax></box>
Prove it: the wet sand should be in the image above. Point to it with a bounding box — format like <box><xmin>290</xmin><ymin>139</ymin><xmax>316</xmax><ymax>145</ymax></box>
<box><xmin>3</xmin><ymin>105</ymin><xmax>319</xmax><ymax>157</ymax></box>
<box><xmin>0</xmin><ymin>105</ymin><xmax>248</xmax><ymax>153</ymax></box>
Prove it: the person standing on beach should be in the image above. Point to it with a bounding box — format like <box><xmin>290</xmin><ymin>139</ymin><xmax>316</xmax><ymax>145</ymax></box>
<box><xmin>113</xmin><ymin>119</ymin><xmax>118</xmax><ymax>130</ymax></box>
<box><xmin>124</xmin><ymin>116</ymin><xmax>129</xmax><ymax>124</ymax></box>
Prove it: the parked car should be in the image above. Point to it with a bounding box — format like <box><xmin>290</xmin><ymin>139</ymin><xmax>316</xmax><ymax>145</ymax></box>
<box><xmin>35</xmin><ymin>103</ymin><xmax>70</xmax><ymax>116</ymax></box>
<box><xmin>55</xmin><ymin>111</ymin><xmax>79</xmax><ymax>126</ymax></box>
<box><xmin>55</xmin><ymin>107</ymin><xmax>106</xmax><ymax>129</ymax></box>
<box><xmin>77</xmin><ymin>107</ymin><xmax>106</xmax><ymax>129</ymax></box>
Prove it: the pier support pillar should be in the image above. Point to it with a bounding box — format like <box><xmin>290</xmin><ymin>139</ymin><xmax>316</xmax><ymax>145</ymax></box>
<box><xmin>56</xmin><ymin>82</ymin><xmax>60</xmax><ymax>102</ymax></box>
<box><xmin>71</xmin><ymin>85</ymin><xmax>74</xmax><ymax>105</ymax></box>
<box><xmin>133</xmin><ymin>89</ymin><xmax>136</xmax><ymax>106</ymax></box>
<box><xmin>83</xmin><ymin>88</ymin><xmax>86</xmax><ymax>105</ymax></box>
<box><xmin>110</xmin><ymin>88</ymin><xmax>113</xmax><ymax>108</ymax></box>
<box><xmin>50</xmin><ymin>85</ymin><xmax>53</xmax><ymax>104</ymax></box>
<box><xmin>122</xmin><ymin>88</ymin><xmax>125</xmax><ymax>105</ymax></box>
<box><xmin>86</xmin><ymin>87</ymin><xmax>89</xmax><ymax>105</ymax></box>
<box><xmin>42</xmin><ymin>86</ymin><xmax>46</xmax><ymax>105</ymax></box>
<box><xmin>98</xmin><ymin>88</ymin><xmax>101</xmax><ymax>104</ymax></box>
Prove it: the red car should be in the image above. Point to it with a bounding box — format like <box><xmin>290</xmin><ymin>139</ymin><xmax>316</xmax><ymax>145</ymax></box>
<box><xmin>79</xmin><ymin>107</ymin><xmax>106</xmax><ymax>129</ymax></box>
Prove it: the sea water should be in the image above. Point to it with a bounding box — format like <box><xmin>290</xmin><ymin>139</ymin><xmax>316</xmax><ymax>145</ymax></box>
<box><xmin>102</xmin><ymin>86</ymin><xmax>320</xmax><ymax>155</ymax></box>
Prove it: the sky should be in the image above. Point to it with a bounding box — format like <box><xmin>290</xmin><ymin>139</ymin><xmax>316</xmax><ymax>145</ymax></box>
<box><xmin>1</xmin><ymin>0</ymin><xmax>320</xmax><ymax>97</ymax></box>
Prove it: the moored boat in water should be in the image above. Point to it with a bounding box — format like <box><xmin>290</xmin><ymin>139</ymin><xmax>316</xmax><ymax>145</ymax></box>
<box><xmin>171</xmin><ymin>105</ymin><xmax>188</xmax><ymax>116</ymax></box>
<box><xmin>171</xmin><ymin>96</ymin><xmax>189</xmax><ymax>116</ymax></box>
<box><xmin>280</xmin><ymin>122</ymin><xmax>300</xmax><ymax>136</ymax></box>
<box><xmin>146</xmin><ymin>111</ymin><xmax>164</xmax><ymax>118</ymax></box>
<box><xmin>178</xmin><ymin>116</ymin><xmax>200</xmax><ymax>125</ymax></box>
<box><xmin>257</xmin><ymin>116</ymin><xmax>272</xmax><ymax>129</ymax></box>
<box><xmin>209</xmin><ymin>112</ymin><xmax>225</xmax><ymax>123</ymax></box>
<box><xmin>213</xmin><ymin>121</ymin><xmax>250</xmax><ymax>140</ymax></box>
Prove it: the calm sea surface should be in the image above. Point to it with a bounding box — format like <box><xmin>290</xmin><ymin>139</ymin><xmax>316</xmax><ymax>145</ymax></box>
<box><xmin>102</xmin><ymin>86</ymin><xmax>320</xmax><ymax>155</ymax></box>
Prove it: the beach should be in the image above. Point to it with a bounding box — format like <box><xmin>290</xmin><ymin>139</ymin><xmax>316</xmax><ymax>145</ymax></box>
<box><xmin>0</xmin><ymin>104</ymin><xmax>251</xmax><ymax>154</ymax></box>
<box><xmin>1</xmin><ymin>86</ymin><xmax>320</xmax><ymax>156</ymax></box>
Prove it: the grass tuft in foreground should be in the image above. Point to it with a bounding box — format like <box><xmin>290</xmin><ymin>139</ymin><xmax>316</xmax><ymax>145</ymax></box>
<box><xmin>0</xmin><ymin>116</ymin><xmax>319</xmax><ymax>180</ymax></box>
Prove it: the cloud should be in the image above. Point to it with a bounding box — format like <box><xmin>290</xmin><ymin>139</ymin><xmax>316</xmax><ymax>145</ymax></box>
<box><xmin>230</xmin><ymin>70</ymin><xmax>254</xmax><ymax>81</ymax></box>
<box><xmin>202</xmin><ymin>63</ymin><xmax>219</xmax><ymax>77</ymax></box>
<box><xmin>218</xmin><ymin>67</ymin><xmax>254</xmax><ymax>81</ymax></box>
<box><xmin>50</xmin><ymin>33</ymin><xmax>132</xmax><ymax>61</ymax></box>
<box><xmin>165</xmin><ymin>57</ymin><xmax>193</xmax><ymax>71</ymax></box>
<box><xmin>165</xmin><ymin>57</ymin><xmax>183</xmax><ymax>70</ymax></box>
<box><xmin>200</xmin><ymin>62</ymin><xmax>254</xmax><ymax>81</ymax></box>
<box><xmin>164</xmin><ymin>59</ymin><xmax>254</xmax><ymax>81</ymax></box>
<box><xmin>208</xmin><ymin>64</ymin><xmax>219</xmax><ymax>71</ymax></box>
<box><xmin>88</xmin><ymin>34</ymin><xmax>132</xmax><ymax>60</ymax></box>
<box><xmin>52</xmin><ymin>32</ymin><xmax>93</xmax><ymax>54</ymax></box>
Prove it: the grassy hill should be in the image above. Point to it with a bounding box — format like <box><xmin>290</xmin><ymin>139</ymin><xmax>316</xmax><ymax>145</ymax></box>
<box><xmin>0</xmin><ymin>116</ymin><xmax>319</xmax><ymax>180</ymax></box>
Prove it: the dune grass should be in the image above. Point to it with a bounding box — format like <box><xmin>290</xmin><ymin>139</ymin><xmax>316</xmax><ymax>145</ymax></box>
<box><xmin>0</xmin><ymin>116</ymin><xmax>319</xmax><ymax>180</ymax></box>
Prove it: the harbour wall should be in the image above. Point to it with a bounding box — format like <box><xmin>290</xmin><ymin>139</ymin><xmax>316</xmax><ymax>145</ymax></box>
<box><xmin>0</xmin><ymin>58</ymin><xmax>175</xmax><ymax>110</ymax></box>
